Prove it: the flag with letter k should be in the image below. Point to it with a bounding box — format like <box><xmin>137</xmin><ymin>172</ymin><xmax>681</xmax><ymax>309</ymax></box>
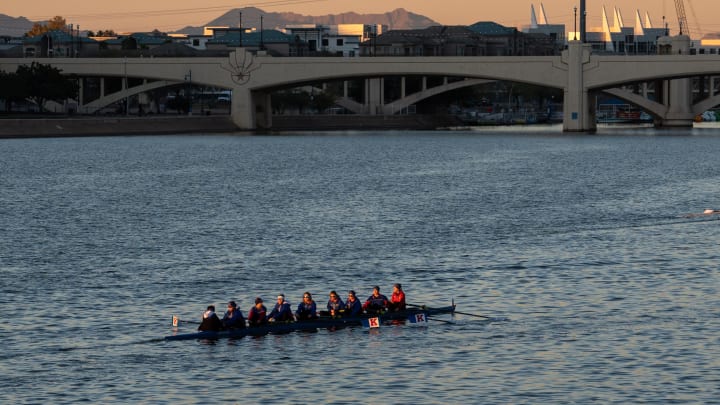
<box><xmin>362</xmin><ymin>317</ymin><xmax>381</xmax><ymax>328</ymax></box>
<box><xmin>408</xmin><ymin>313</ymin><xmax>428</xmax><ymax>324</ymax></box>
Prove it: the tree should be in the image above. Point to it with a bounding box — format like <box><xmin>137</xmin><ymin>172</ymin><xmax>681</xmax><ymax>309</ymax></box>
<box><xmin>121</xmin><ymin>37</ymin><xmax>138</xmax><ymax>50</ymax></box>
<box><xmin>26</xmin><ymin>16</ymin><xmax>67</xmax><ymax>37</ymax></box>
<box><xmin>15</xmin><ymin>62</ymin><xmax>79</xmax><ymax>112</ymax></box>
<box><xmin>311</xmin><ymin>90</ymin><xmax>337</xmax><ymax>113</ymax></box>
<box><xmin>87</xmin><ymin>30</ymin><xmax>117</xmax><ymax>37</ymax></box>
<box><xmin>0</xmin><ymin>70</ymin><xmax>26</xmax><ymax>112</ymax></box>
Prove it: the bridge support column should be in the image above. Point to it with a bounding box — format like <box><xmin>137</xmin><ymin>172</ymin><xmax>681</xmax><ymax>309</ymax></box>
<box><xmin>365</xmin><ymin>78</ymin><xmax>384</xmax><ymax>115</ymax></box>
<box><xmin>78</xmin><ymin>78</ymin><xmax>84</xmax><ymax>111</ymax></box>
<box><xmin>658</xmin><ymin>78</ymin><xmax>694</xmax><ymax>127</ymax></box>
<box><xmin>231</xmin><ymin>88</ymin><xmax>255</xmax><ymax>130</ymax></box>
<box><xmin>253</xmin><ymin>92</ymin><xmax>272</xmax><ymax>129</ymax></box>
<box><xmin>562</xmin><ymin>42</ymin><xmax>596</xmax><ymax>132</ymax></box>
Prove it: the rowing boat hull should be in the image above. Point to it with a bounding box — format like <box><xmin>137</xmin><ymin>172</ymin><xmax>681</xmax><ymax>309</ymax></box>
<box><xmin>165</xmin><ymin>305</ymin><xmax>455</xmax><ymax>341</ymax></box>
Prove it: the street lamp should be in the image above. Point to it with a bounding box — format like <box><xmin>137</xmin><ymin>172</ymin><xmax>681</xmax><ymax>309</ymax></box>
<box><xmin>573</xmin><ymin>6</ymin><xmax>578</xmax><ymax>41</ymax></box>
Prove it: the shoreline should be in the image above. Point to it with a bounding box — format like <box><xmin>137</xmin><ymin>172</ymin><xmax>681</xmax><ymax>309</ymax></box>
<box><xmin>0</xmin><ymin>115</ymin><xmax>240</xmax><ymax>138</ymax></box>
<box><xmin>0</xmin><ymin>114</ymin><xmax>463</xmax><ymax>138</ymax></box>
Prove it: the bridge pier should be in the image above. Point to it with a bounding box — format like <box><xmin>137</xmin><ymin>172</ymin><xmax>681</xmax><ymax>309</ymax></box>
<box><xmin>658</xmin><ymin>78</ymin><xmax>695</xmax><ymax>127</ymax></box>
<box><xmin>656</xmin><ymin>36</ymin><xmax>695</xmax><ymax>128</ymax></box>
<box><xmin>230</xmin><ymin>89</ymin><xmax>273</xmax><ymax>130</ymax></box>
<box><xmin>231</xmin><ymin>89</ymin><xmax>255</xmax><ymax>129</ymax></box>
<box><xmin>563</xmin><ymin>42</ymin><xmax>596</xmax><ymax>132</ymax></box>
<box><xmin>365</xmin><ymin>78</ymin><xmax>384</xmax><ymax>114</ymax></box>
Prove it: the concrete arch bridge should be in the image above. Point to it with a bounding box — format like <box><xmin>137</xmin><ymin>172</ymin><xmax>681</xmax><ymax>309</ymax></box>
<box><xmin>2</xmin><ymin>42</ymin><xmax>720</xmax><ymax>131</ymax></box>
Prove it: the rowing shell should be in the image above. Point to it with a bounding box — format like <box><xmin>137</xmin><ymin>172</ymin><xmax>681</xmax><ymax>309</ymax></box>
<box><xmin>165</xmin><ymin>304</ymin><xmax>455</xmax><ymax>341</ymax></box>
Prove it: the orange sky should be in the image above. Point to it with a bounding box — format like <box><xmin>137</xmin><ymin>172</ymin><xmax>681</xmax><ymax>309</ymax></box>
<box><xmin>3</xmin><ymin>0</ymin><xmax>718</xmax><ymax>36</ymax></box>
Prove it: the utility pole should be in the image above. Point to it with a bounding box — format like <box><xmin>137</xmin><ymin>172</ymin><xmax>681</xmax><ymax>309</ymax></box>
<box><xmin>239</xmin><ymin>12</ymin><xmax>243</xmax><ymax>47</ymax></box>
<box><xmin>579</xmin><ymin>0</ymin><xmax>586</xmax><ymax>43</ymax></box>
<box><xmin>260</xmin><ymin>15</ymin><xmax>264</xmax><ymax>50</ymax></box>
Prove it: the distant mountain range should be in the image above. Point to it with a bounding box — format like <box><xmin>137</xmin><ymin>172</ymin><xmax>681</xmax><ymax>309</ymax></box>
<box><xmin>0</xmin><ymin>14</ymin><xmax>35</xmax><ymax>36</ymax></box>
<box><xmin>0</xmin><ymin>7</ymin><xmax>438</xmax><ymax>37</ymax></box>
<box><xmin>178</xmin><ymin>7</ymin><xmax>438</xmax><ymax>34</ymax></box>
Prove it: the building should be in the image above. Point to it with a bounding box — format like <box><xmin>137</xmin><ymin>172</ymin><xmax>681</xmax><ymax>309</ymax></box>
<box><xmin>22</xmin><ymin>30</ymin><xmax>100</xmax><ymax>57</ymax></box>
<box><xmin>360</xmin><ymin>23</ymin><xmax>558</xmax><ymax>57</ymax></box>
<box><xmin>525</xmin><ymin>3</ymin><xmax>669</xmax><ymax>54</ymax></box>
<box><xmin>285</xmin><ymin>24</ymin><xmax>382</xmax><ymax>56</ymax></box>
<box><xmin>205</xmin><ymin>28</ymin><xmax>293</xmax><ymax>56</ymax></box>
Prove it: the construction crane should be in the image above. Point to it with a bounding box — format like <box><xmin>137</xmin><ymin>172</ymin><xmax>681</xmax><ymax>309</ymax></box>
<box><xmin>674</xmin><ymin>0</ymin><xmax>689</xmax><ymax>35</ymax></box>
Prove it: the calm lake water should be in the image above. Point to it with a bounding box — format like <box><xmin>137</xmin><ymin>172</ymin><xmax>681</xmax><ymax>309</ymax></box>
<box><xmin>1</xmin><ymin>126</ymin><xmax>720</xmax><ymax>404</ymax></box>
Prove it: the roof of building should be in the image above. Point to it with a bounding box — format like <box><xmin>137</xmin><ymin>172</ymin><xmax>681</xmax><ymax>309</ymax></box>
<box><xmin>104</xmin><ymin>33</ymin><xmax>168</xmax><ymax>46</ymax></box>
<box><xmin>208</xmin><ymin>29</ymin><xmax>291</xmax><ymax>46</ymax></box>
<box><xmin>467</xmin><ymin>22</ymin><xmax>517</xmax><ymax>36</ymax></box>
<box><xmin>23</xmin><ymin>30</ymin><xmax>97</xmax><ymax>44</ymax></box>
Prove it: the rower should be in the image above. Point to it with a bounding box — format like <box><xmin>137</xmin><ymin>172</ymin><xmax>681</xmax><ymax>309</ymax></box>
<box><xmin>362</xmin><ymin>286</ymin><xmax>389</xmax><ymax>314</ymax></box>
<box><xmin>324</xmin><ymin>290</ymin><xmax>345</xmax><ymax>317</ymax></box>
<box><xmin>343</xmin><ymin>290</ymin><xmax>362</xmax><ymax>316</ymax></box>
<box><xmin>222</xmin><ymin>300</ymin><xmax>246</xmax><ymax>329</ymax></box>
<box><xmin>198</xmin><ymin>305</ymin><xmax>222</xmax><ymax>331</ymax></box>
<box><xmin>388</xmin><ymin>283</ymin><xmax>406</xmax><ymax>311</ymax></box>
<box><xmin>268</xmin><ymin>294</ymin><xmax>293</xmax><ymax>322</ymax></box>
<box><xmin>248</xmin><ymin>297</ymin><xmax>268</xmax><ymax>326</ymax></box>
<box><xmin>295</xmin><ymin>292</ymin><xmax>318</xmax><ymax>320</ymax></box>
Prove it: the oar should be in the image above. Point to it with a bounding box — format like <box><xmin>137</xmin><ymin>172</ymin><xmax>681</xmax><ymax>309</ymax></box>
<box><xmin>172</xmin><ymin>315</ymin><xmax>200</xmax><ymax>327</ymax></box>
<box><xmin>426</xmin><ymin>316</ymin><xmax>455</xmax><ymax>324</ymax></box>
<box><xmin>453</xmin><ymin>311</ymin><xmax>491</xmax><ymax>319</ymax></box>
<box><xmin>407</xmin><ymin>302</ymin><xmax>490</xmax><ymax>319</ymax></box>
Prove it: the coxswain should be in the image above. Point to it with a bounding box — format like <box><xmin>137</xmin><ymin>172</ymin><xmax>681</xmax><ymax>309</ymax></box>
<box><xmin>388</xmin><ymin>283</ymin><xmax>406</xmax><ymax>311</ymax></box>
<box><xmin>362</xmin><ymin>286</ymin><xmax>389</xmax><ymax>314</ymax></box>
<box><xmin>198</xmin><ymin>305</ymin><xmax>222</xmax><ymax>331</ymax></box>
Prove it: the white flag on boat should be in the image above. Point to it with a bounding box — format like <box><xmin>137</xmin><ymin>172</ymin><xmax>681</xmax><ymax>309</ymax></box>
<box><xmin>408</xmin><ymin>313</ymin><xmax>428</xmax><ymax>324</ymax></box>
<box><xmin>362</xmin><ymin>317</ymin><xmax>381</xmax><ymax>328</ymax></box>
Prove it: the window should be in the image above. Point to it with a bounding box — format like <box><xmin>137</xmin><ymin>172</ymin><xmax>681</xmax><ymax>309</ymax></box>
<box><xmin>336</xmin><ymin>39</ymin><xmax>343</xmax><ymax>46</ymax></box>
<box><xmin>322</xmin><ymin>39</ymin><xmax>328</xmax><ymax>46</ymax></box>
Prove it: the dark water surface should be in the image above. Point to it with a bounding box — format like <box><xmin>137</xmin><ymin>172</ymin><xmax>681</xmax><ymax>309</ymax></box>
<box><xmin>1</xmin><ymin>128</ymin><xmax>720</xmax><ymax>403</ymax></box>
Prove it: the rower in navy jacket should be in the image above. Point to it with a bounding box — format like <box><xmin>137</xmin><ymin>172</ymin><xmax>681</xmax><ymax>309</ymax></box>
<box><xmin>343</xmin><ymin>290</ymin><xmax>362</xmax><ymax>316</ymax></box>
<box><xmin>325</xmin><ymin>290</ymin><xmax>345</xmax><ymax>317</ymax></box>
<box><xmin>362</xmin><ymin>286</ymin><xmax>389</xmax><ymax>314</ymax></box>
<box><xmin>295</xmin><ymin>292</ymin><xmax>318</xmax><ymax>320</ymax></box>
<box><xmin>268</xmin><ymin>294</ymin><xmax>293</xmax><ymax>322</ymax></box>
<box><xmin>221</xmin><ymin>301</ymin><xmax>246</xmax><ymax>329</ymax></box>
